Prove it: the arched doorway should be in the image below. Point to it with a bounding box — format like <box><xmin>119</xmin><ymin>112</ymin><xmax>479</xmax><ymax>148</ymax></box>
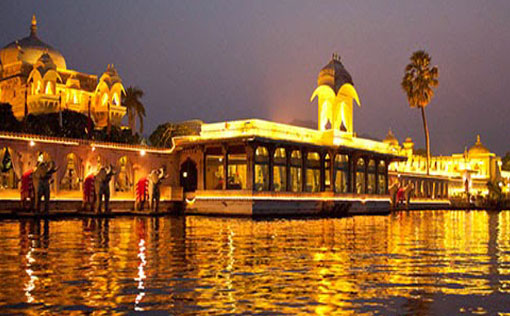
<box><xmin>180</xmin><ymin>158</ymin><xmax>197</xmax><ymax>192</ymax></box>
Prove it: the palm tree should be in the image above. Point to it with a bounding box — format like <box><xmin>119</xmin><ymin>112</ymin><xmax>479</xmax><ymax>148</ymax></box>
<box><xmin>123</xmin><ymin>86</ymin><xmax>146</xmax><ymax>135</ymax></box>
<box><xmin>401</xmin><ymin>50</ymin><xmax>439</xmax><ymax>175</ymax></box>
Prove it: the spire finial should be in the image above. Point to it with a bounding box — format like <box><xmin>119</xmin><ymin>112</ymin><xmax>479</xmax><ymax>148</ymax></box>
<box><xmin>30</xmin><ymin>14</ymin><xmax>37</xmax><ymax>36</ymax></box>
<box><xmin>476</xmin><ymin>134</ymin><xmax>481</xmax><ymax>144</ymax></box>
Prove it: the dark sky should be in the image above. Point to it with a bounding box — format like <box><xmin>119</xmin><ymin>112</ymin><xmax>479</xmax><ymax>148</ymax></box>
<box><xmin>2</xmin><ymin>1</ymin><xmax>510</xmax><ymax>155</ymax></box>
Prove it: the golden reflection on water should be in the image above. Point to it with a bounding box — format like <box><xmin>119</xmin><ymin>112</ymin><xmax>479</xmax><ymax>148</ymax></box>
<box><xmin>0</xmin><ymin>211</ymin><xmax>509</xmax><ymax>315</ymax></box>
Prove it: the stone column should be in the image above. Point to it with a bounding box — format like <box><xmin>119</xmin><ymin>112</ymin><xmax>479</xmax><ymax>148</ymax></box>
<box><xmin>222</xmin><ymin>144</ymin><xmax>228</xmax><ymax>190</ymax></box>
<box><xmin>301</xmin><ymin>148</ymin><xmax>307</xmax><ymax>192</ymax></box>
<box><xmin>285</xmin><ymin>147</ymin><xmax>291</xmax><ymax>192</ymax></box>
<box><xmin>268</xmin><ymin>145</ymin><xmax>275</xmax><ymax>191</ymax></box>
<box><xmin>375</xmin><ymin>158</ymin><xmax>379</xmax><ymax>195</ymax></box>
<box><xmin>246</xmin><ymin>144</ymin><xmax>254</xmax><ymax>191</ymax></box>
<box><xmin>320</xmin><ymin>151</ymin><xmax>326</xmax><ymax>192</ymax></box>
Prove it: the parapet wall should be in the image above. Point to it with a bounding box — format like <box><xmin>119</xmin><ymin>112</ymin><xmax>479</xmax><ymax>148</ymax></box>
<box><xmin>0</xmin><ymin>132</ymin><xmax>182</xmax><ymax>201</ymax></box>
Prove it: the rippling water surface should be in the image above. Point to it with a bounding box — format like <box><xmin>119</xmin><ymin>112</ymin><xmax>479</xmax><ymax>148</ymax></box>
<box><xmin>1</xmin><ymin>211</ymin><xmax>510</xmax><ymax>315</ymax></box>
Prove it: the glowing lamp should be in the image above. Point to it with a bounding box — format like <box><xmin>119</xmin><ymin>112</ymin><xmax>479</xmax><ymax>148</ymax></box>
<box><xmin>183</xmin><ymin>171</ymin><xmax>188</xmax><ymax>178</ymax></box>
<box><xmin>140</xmin><ymin>150</ymin><xmax>146</xmax><ymax>157</ymax></box>
<box><xmin>91</xmin><ymin>146</ymin><xmax>96</xmax><ymax>151</ymax></box>
<box><xmin>29</xmin><ymin>140</ymin><xmax>35</xmax><ymax>147</ymax></box>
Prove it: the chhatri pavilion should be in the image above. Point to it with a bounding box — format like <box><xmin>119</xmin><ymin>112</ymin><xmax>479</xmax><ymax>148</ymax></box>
<box><xmin>0</xmin><ymin>15</ymin><xmax>126</xmax><ymax>128</ymax></box>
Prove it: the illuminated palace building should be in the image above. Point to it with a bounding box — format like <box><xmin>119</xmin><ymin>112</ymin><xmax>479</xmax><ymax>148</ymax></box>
<box><xmin>174</xmin><ymin>54</ymin><xmax>405</xmax><ymax>215</ymax></box>
<box><xmin>1</xmin><ymin>18</ymin><xmax>507</xmax><ymax>216</ymax></box>
<box><xmin>0</xmin><ymin>16</ymin><xmax>126</xmax><ymax>127</ymax></box>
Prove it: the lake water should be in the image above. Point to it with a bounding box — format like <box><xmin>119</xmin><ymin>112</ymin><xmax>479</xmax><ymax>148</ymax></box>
<box><xmin>0</xmin><ymin>211</ymin><xmax>509</xmax><ymax>315</ymax></box>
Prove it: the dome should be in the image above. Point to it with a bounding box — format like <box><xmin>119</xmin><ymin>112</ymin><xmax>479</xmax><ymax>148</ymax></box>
<box><xmin>468</xmin><ymin>135</ymin><xmax>490</xmax><ymax>155</ymax></box>
<box><xmin>0</xmin><ymin>15</ymin><xmax>66</xmax><ymax>69</ymax></box>
<box><xmin>317</xmin><ymin>53</ymin><xmax>353</xmax><ymax>93</ymax></box>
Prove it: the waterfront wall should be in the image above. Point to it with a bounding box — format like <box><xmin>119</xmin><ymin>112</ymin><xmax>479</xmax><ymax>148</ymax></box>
<box><xmin>0</xmin><ymin>132</ymin><xmax>181</xmax><ymax>202</ymax></box>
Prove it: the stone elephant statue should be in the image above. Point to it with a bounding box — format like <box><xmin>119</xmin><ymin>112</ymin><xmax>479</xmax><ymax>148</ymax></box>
<box><xmin>149</xmin><ymin>168</ymin><xmax>168</xmax><ymax>212</ymax></box>
<box><xmin>401</xmin><ymin>183</ymin><xmax>415</xmax><ymax>209</ymax></box>
<box><xmin>94</xmin><ymin>165</ymin><xmax>116</xmax><ymax>214</ymax></box>
<box><xmin>32</xmin><ymin>161</ymin><xmax>57</xmax><ymax>213</ymax></box>
<box><xmin>388</xmin><ymin>181</ymin><xmax>400</xmax><ymax>209</ymax></box>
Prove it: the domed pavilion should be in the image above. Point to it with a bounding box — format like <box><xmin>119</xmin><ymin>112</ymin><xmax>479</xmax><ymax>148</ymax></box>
<box><xmin>0</xmin><ymin>15</ymin><xmax>126</xmax><ymax>127</ymax></box>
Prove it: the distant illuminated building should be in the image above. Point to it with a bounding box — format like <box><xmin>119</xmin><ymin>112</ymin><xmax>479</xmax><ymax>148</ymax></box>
<box><xmin>386</xmin><ymin>131</ymin><xmax>507</xmax><ymax>197</ymax></box>
<box><xmin>0</xmin><ymin>15</ymin><xmax>126</xmax><ymax>127</ymax></box>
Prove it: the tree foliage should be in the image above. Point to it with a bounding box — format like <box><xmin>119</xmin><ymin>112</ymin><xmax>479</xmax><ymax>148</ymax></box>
<box><xmin>401</xmin><ymin>50</ymin><xmax>439</xmax><ymax>109</ymax></box>
<box><xmin>401</xmin><ymin>50</ymin><xmax>439</xmax><ymax>175</ymax></box>
<box><xmin>0</xmin><ymin>103</ymin><xmax>140</xmax><ymax>144</ymax></box>
<box><xmin>0</xmin><ymin>103</ymin><xmax>22</xmax><ymax>132</ymax></box>
<box><xmin>149</xmin><ymin>120</ymin><xmax>202</xmax><ymax>148</ymax></box>
<box><xmin>123</xmin><ymin>86</ymin><xmax>146</xmax><ymax>135</ymax></box>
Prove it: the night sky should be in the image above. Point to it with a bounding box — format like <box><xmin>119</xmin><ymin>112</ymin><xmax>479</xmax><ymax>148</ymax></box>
<box><xmin>1</xmin><ymin>1</ymin><xmax>510</xmax><ymax>155</ymax></box>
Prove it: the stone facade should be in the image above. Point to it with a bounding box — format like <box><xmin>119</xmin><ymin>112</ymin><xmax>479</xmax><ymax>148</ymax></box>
<box><xmin>0</xmin><ymin>15</ymin><xmax>126</xmax><ymax>127</ymax></box>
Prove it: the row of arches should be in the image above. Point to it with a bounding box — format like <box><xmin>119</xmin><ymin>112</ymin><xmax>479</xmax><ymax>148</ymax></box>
<box><xmin>0</xmin><ymin>147</ymin><xmax>135</xmax><ymax>194</ymax></box>
<box><xmin>200</xmin><ymin>143</ymin><xmax>389</xmax><ymax>195</ymax></box>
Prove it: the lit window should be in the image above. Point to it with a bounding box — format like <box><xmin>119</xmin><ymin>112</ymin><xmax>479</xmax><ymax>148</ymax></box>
<box><xmin>367</xmin><ymin>160</ymin><xmax>376</xmax><ymax>194</ymax></box>
<box><xmin>36</xmin><ymin>81</ymin><xmax>42</xmax><ymax>94</ymax></box>
<box><xmin>227</xmin><ymin>151</ymin><xmax>247</xmax><ymax>190</ymax></box>
<box><xmin>334</xmin><ymin>154</ymin><xmax>349</xmax><ymax>193</ymax></box>
<box><xmin>305</xmin><ymin>152</ymin><xmax>321</xmax><ymax>192</ymax></box>
<box><xmin>273</xmin><ymin>148</ymin><xmax>286</xmax><ymax>192</ymax></box>
<box><xmin>205</xmin><ymin>153</ymin><xmax>224</xmax><ymax>190</ymax></box>
<box><xmin>355</xmin><ymin>158</ymin><xmax>366</xmax><ymax>194</ymax></box>
<box><xmin>102</xmin><ymin>93</ymin><xmax>109</xmax><ymax>106</ymax></box>
<box><xmin>290</xmin><ymin>150</ymin><xmax>302</xmax><ymax>192</ymax></box>
<box><xmin>254</xmin><ymin>146</ymin><xmax>269</xmax><ymax>191</ymax></box>
<box><xmin>112</xmin><ymin>93</ymin><xmax>119</xmax><ymax>106</ymax></box>
<box><xmin>45</xmin><ymin>81</ymin><xmax>53</xmax><ymax>95</ymax></box>
<box><xmin>377</xmin><ymin>161</ymin><xmax>387</xmax><ymax>195</ymax></box>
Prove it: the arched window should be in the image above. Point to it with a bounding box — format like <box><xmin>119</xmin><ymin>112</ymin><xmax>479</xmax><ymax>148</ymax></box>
<box><xmin>102</xmin><ymin>92</ymin><xmax>109</xmax><ymax>106</ymax></box>
<box><xmin>273</xmin><ymin>147</ymin><xmax>286</xmax><ymax>192</ymax></box>
<box><xmin>0</xmin><ymin>147</ymin><xmax>18</xmax><ymax>190</ymax></box>
<box><xmin>324</xmin><ymin>153</ymin><xmax>331</xmax><ymax>191</ymax></box>
<box><xmin>290</xmin><ymin>150</ymin><xmax>302</xmax><ymax>192</ymax></box>
<box><xmin>253</xmin><ymin>146</ymin><xmax>269</xmax><ymax>191</ymax></box>
<box><xmin>334</xmin><ymin>154</ymin><xmax>349</xmax><ymax>193</ymax></box>
<box><xmin>60</xmin><ymin>153</ymin><xmax>80</xmax><ymax>191</ymax></box>
<box><xmin>377</xmin><ymin>161</ymin><xmax>387</xmax><ymax>194</ymax></box>
<box><xmin>45</xmin><ymin>81</ymin><xmax>53</xmax><ymax>95</ymax></box>
<box><xmin>355</xmin><ymin>158</ymin><xmax>366</xmax><ymax>194</ymax></box>
<box><xmin>35</xmin><ymin>80</ymin><xmax>42</xmax><ymax>94</ymax></box>
<box><xmin>112</xmin><ymin>92</ymin><xmax>120</xmax><ymax>106</ymax></box>
<box><xmin>115</xmin><ymin>156</ymin><xmax>132</xmax><ymax>192</ymax></box>
<box><xmin>227</xmin><ymin>146</ymin><xmax>247</xmax><ymax>190</ymax></box>
<box><xmin>305</xmin><ymin>152</ymin><xmax>321</xmax><ymax>192</ymax></box>
<box><xmin>367</xmin><ymin>159</ymin><xmax>376</xmax><ymax>194</ymax></box>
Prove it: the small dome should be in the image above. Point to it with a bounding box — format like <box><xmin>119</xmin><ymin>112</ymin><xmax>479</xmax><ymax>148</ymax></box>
<box><xmin>468</xmin><ymin>135</ymin><xmax>490</xmax><ymax>155</ymax></box>
<box><xmin>317</xmin><ymin>53</ymin><xmax>353</xmax><ymax>93</ymax></box>
<box><xmin>383</xmin><ymin>129</ymin><xmax>399</xmax><ymax>146</ymax></box>
<box><xmin>0</xmin><ymin>15</ymin><xmax>66</xmax><ymax>69</ymax></box>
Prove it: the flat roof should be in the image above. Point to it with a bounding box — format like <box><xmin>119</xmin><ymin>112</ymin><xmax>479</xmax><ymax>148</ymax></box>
<box><xmin>174</xmin><ymin>119</ymin><xmax>405</xmax><ymax>160</ymax></box>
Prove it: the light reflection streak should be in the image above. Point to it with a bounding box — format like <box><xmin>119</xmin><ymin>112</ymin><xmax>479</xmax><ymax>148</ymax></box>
<box><xmin>24</xmin><ymin>244</ymin><xmax>37</xmax><ymax>304</ymax></box>
<box><xmin>134</xmin><ymin>238</ymin><xmax>146</xmax><ymax>311</ymax></box>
